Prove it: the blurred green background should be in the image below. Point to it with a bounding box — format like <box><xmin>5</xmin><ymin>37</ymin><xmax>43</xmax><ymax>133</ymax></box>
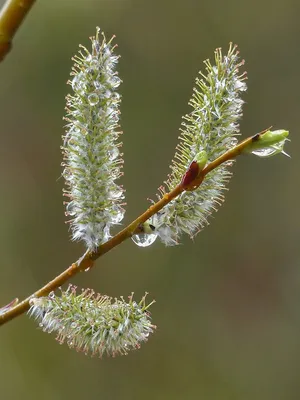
<box><xmin>0</xmin><ymin>0</ymin><xmax>299</xmax><ymax>399</ymax></box>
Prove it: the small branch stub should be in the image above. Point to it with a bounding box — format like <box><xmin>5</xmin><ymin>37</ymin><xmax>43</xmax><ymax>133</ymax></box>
<box><xmin>0</xmin><ymin>0</ymin><xmax>37</xmax><ymax>61</ymax></box>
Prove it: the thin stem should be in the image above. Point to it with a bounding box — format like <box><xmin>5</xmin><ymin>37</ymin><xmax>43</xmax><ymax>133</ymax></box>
<box><xmin>186</xmin><ymin>132</ymin><xmax>263</xmax><ymax>190</ymax></box>
<box><xmin>0</xmin><ymin>0</ymin><xmax>36</xmax><ymax>62</ymax></box>
<box><xmin>0</xmin><ymin>132</ymin><xmax>259</xmax><ymax>326</ymax></box>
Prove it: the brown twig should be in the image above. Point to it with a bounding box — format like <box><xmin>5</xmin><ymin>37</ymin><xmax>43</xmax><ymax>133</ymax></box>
<box><xmin>0</xmin><ymin>0</ymin><xmax>36</xmax><ymax>62</ymax></box>
<box><xmin>0</xmin><ymin>133</ymin><xmax>260</xmax><ymax>326</ymax></box>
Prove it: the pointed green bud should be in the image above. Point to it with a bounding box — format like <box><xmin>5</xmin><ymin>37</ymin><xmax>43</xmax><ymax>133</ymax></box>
<box><xmin>195</xmin><ymin>150</ymin><xmax>208</xmax><ymax>170</ymax></box>
<box><xmin>244</xmin><ymin>129</ymin><xmax>289</xmax><ymax>158</ymax></box>
<box><xmin>140</xmin><ymin>221</ymin><xmax>156</xmax><ymax>235</ymax></box>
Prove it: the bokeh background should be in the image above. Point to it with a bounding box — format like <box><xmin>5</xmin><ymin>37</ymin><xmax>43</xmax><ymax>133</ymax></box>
<box><xmin>0</xmin><ymin>0</ymin><xmax>299</xmax><ymax>399</ymax></box>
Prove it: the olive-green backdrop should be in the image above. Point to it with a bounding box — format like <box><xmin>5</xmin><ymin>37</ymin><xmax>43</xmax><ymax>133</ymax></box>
<box><xmin>0</xmin><ymin>0</ymin><xmax>299</xmax><ymax>399</ymax></box>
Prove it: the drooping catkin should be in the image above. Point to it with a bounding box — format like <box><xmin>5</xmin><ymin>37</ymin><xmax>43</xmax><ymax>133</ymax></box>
<box><xmin>29</xmin><ymin>286</ymin><xmax>155</xmax><ymax>357</ymax></box>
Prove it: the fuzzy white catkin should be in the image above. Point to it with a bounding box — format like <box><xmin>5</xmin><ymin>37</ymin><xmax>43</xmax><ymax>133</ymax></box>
<box><xmin>29</xmin><ymin>286</ymin><xmax>155</xmax><ymax>357</ymax></box>
<box><xmin>62</xmin><ymin>28</ymin><xmax>125</xmax><ymax>251</ymax></box>
<box><xmin>150</xmin><ymin>44</ymin><xmax>247</xmax><ymax>245</ymax></box>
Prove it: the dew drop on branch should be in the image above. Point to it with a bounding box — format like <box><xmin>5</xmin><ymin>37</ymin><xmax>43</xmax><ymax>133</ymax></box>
<box><xmin>251</xmin><ymin>148</ymin><xmax>279</xmax><ymax>157</ymax></box>
<box><xmin>131</xmin><ymin>233</ymin><xmax>158</xmax><ymax>247</ymax></box>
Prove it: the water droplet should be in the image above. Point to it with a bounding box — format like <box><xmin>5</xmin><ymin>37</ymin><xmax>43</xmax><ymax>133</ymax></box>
<box><xmin>112</xmin><ymin>92</ymin><xmax>121</xmax><ymax>102</ymax></box>
<box><xmin>72</xmin><ymin>73</ymin><xmax>87</xmax><ymax>95</ymax></box>
<box><xmin>108</xmin><ymin>147</ymin><xmax>119</xmax><ymax>161</ymax></box>
<box><xmin>103</xmin><ymin>225</ymin><xmax>111</xmax><ymax>241</ymax></box>
<box><xmin>110</xmin><ymin>205</ymin><xmax>125</xmax><ymax>224</ymax></box>
<box><xmin>63</xmin><ymin>168</ymin><xmax>73</xmax><ymax>181</ymax></box>
<box><xmin>109</xmin><ymin>188</ymin><xmax>124</xmax><ymax>200</ymax></box>
<box><xmin>93</xmin><ymin>81</ymin><xmax>103</xmax><ymax>91</ymax></box>
<box><xmin>39</xmin><ymin>323</ymin><xmax>44</xmax><ymax>328</ymax></box>
<box><xmin>235</xmin><ymin>79</ymin><xmax>247</xmax><ymax>92</ymax></box>
<box><xmin>66</xmin><ymin>202</ymin><xmax>76</xmax><ymax>216</ymax></box>
<box><xmin>251</xmin><ymin>147</ymin><xmax>279</xmax><ymax>157</ymax></box>
<box><xmin>71</xmin><ymin>322</ymin><xmax>78</xmax><ymax>329</ymax></box>
<box><xmin>86</xmin><ymin>67</ymin><xmax>97</xmax><ymax>78</ymax></box>
<box><xmin>84</xmin><ymin>267</ymin><xmax>90</xmax><ymax>272</ymax></box>
<box><xmin>111</xmin><ymin>76</ymin><xmax>121</xmax><ymax>88</ymax></box>
<box><xmin>111</xmin><ymin>166</ymin><xmax>121</xmax><ymax>179</ymax></box>
<box><xmin>48</xmin><ymin>291</ymin><xmax>55</xmax><ymax>299</ymax></box>
<box><xmin>131</xmin><ymin>232</ymin><xmax>158</xmax><ymax>247</ymax></box>
<box><xmin>110</xmin><ymin>112</ymin><xmax>119</xmax><ymax>123</ymax></box>
<box><xmin>103</xmin><ymin>90</ymin><xmax>112</xmax><ymax>99</ymax></box>
<box><xmin>87</xmin><ymin>55</ymin><xmax>99</xmax><ymax>68</ymax></box>
<box><xmin>88</xmin><ymin>93</ymin><xmax>99</xmax><ymax>106</ymax></box>
<box><xmin>72</xmin><ymin>75</ymin><xmax>80</xmax><ymax>91</ymax></box>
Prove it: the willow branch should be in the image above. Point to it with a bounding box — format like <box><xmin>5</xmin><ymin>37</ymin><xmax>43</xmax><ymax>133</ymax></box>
<box><xmin>0</xmin><ymin>0</ymin><xmax>36</xmax><ymax>62</ymax></box>
<box><xmin>0</xmin><ymin>133</ymin><xmax>260</xmax><ymax>326</ymax></box>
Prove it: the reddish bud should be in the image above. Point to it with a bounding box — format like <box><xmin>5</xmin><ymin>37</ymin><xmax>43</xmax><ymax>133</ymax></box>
<box><xmin>181</xmin><ymin>161</ymin><xmax>200</xmax><ymax>188</ymax></box>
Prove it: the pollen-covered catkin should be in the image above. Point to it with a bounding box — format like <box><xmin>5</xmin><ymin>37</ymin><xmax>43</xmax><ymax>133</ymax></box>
<box><xmin>62</xmin><ymin>27</ymin><xmax>125</xmax><ymax>251</ymax></box>
<box><xmin>149</xmin><ymin>44</ymin><xmax>247</xmax><ymax>245</ymax></box>
<box><xmin>29</xmin><ymin>286</ymin><xmax>155</xmax><ymax>357</ymax></box>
